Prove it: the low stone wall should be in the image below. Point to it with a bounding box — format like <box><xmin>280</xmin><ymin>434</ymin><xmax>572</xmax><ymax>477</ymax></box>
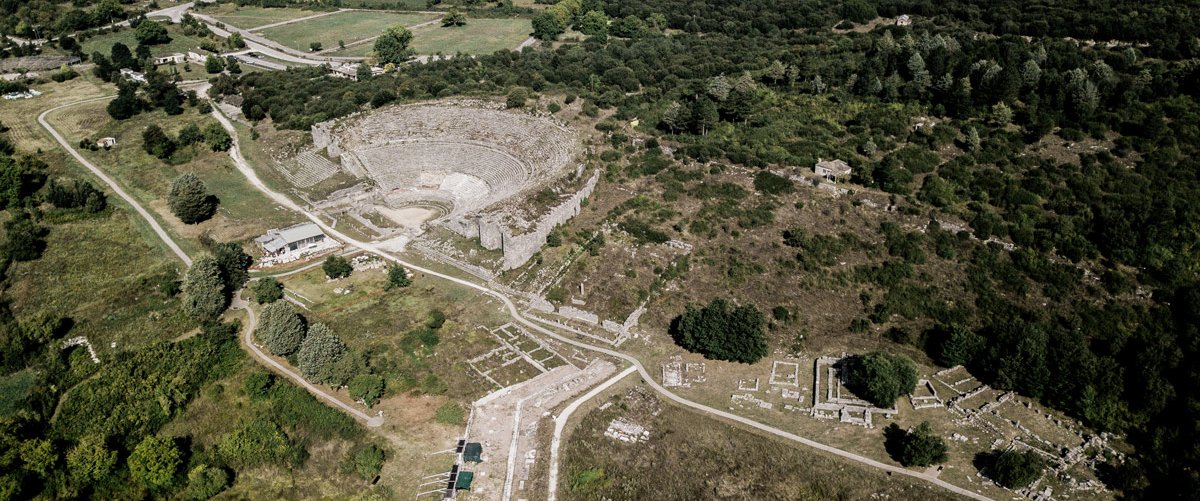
<box><xmin>443</xmin><ymin>170</ymin><xmax>599</xmax><ymax>270</ymax></box>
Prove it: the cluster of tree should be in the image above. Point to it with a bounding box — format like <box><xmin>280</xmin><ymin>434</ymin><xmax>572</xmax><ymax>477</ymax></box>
<box><xmin>0</xmin><ymin>322</ymin><xmax>239</xmax><ymax>498</ymax></box>
<box><xmin>0</xmin><ymin>150</ymin><xmax>49</xmax><ymax>263</ymax></box>
<box><xmin>976</xmin><ymin>449</ymin><xmax>1046</xmax><ymax>489</ymax></box>
<box><xmin>323</xmin><ymin>255</ymin><xmax>353</xmax><ymax>279</ymax></box>
<box><xmin>217</xmin><ymin>2</ymin><xmax>1200</xmax><ymax>494</ymax></box>
<box><xmin>45</xmin><ymin>179</ymin><xmax>107</xmax><ymax>214</ymax></box>
<box><xmin>141</xmin><ymin>121</ymin><xmax>231</xmax><ymax>161</ymax></box>
<box><xmin>669</xmin><ymin>298</ymin><xmax>767</xmax><ymax>363</ymax></box>
<box><xmin>0</xmin><ymin>0</ymin><xmax>137</xmax><ymax>41</ymax></box>
<box><xmin>1</xmin><ymin>315</ymin><xmax>377</xmax><ymax>499</ymax></box>
<box><xmin>102</xmin><ymin>72</ymin><xmax>188</xmax><ymax>119</ymax></box>
<box><xmin>253</xmin><ymin>301</ymin><xmax>388</xmax><ymax>406</ymax></box>
<box><xmin>181</xmin><ymin>242</ymin><xmax>253</xmax><ymax>323</ymax></box>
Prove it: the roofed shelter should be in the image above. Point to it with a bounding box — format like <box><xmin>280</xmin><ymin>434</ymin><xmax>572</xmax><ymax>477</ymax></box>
<box><xmin>255</xmin><ymin>222</ymin><xmax>328</xmax><ymax>256</ymax></box>
<box><xmin>462</xmin><ymin>442</ymin><xmax>483</xmax><ymax>463</ymax></box>
<box><xmin>814</xmin><ymin>158</ymin><xmax>852</xmax><ymax>181</ymax></box>
<box><xmin>454</xmin><ymin>471</ymin><xmax>474</xmax><ymax>490</ymax></box>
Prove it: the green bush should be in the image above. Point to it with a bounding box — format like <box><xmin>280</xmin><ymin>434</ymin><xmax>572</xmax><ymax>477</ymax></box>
<box><xmin>343</xmin><ymin>444</ymin><xmax>385</xmax><ymax>479</ymax></box>
<box><xmin>986</xmin><ymin>450</ymin><xmax>1045</xmax><ymax>488</ymax></box>
<box><xmin>348</xmin><ymin>374</ymin><xmax>385</xmax><ymax>408</ymax></box>
<box><xmin>251</xmin><ymin>277</ymin><xmax>284</xmax><ymax>304</ymax></box>
<box><xmin>884</xmin><ymin>422</ymin><xmax>948</xmax><ymax>467</ymax></box>
<box><xmin>670</xmin><ymin>298</ymin><xmax>768</xmax><ymax>364</ymax></box>
<box><xmin>843</xmin><ymin>351</ymin><xmax>918</xmax><ymax>408</ymax></box>
<box><xmin>323</xmin><ymin>255</ymin><xmax>353</xmax><ymax>279</ymax></box>
<box><xmin>752</xmin><ymin>171</ymin><xmax>794</xmax><ymax>195</ymax></box>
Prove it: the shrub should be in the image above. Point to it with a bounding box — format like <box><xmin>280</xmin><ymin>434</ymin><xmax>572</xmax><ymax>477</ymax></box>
<box><xmin>168</xmin><ymin>173</ymin><xmax>216</xmax><ymax>224</ymax></box>
<box><xmin>217</xmin><ymin>418</ymin><xmax>301</xmax><ymax>468</ymax></box>
<box><xmin>243</xmin><ymin>372</ymin><xmax>273</xmax><ymax>401</ymax></box>
<box><xmin>184</xmin><ymin>465</ymin><xmax>229</xmax><ymax>500</ymax></box>
<box><xmin>933</xmin><ymin>324</ymin><xmax>986</xmax><ymax>367</ymax></box>
<box><xmin>128</xmin><ymin>435</ymin><xmax>180</xmax><ymax>489</ymax></box>
<box><xmin>385</xmin><ymin>263</ymin><xmax>411</xmax><ymax>290</ymax></box>
<box><xmin>1</xmin><ymin>214</ymin><xmax>46</xmax><ymax>262</ymax></box>
<box><xmin>753</xmin><ymin>171</ymin><xmax>794</xmax><ymax>195</ymax></box>
<box><xmin>986</xmin><ymin>450</ymin><xmax>1045</xmax><ymax>488</ymax></box>
<box><xmin>141</xmin><ymin>124</ymin><xmax>176</xmax><ymax>160</ymax></box>
<box><xmin>506</xmin><ymin>87</ymin><xmax>529</xmax><ymax>108</ymax></box>
<box><xmin>323</xmin><ymin>255</ymin><xmax>352</xmax><ymax>279</ymax></box>
<box><xmin>296</xmin><ymin>323</ymin><xmax>346</xmax><ymax>384</ymax></box>
<box><xmin>348</xmin><ymin>374</ymin><xmax>385</xmax><ymax>408</ymax></box>
<box><xmin>343</xmin><ymin>444</ymin><xmax>386</xmax><ymax>479</ymax></box>
<box><xmin>182</xmin><ymin>255</ymin><xmax>227</xmax><ymax>322</ymax></box>
<box><xmin>251</xmin><ymin>277</ymin><xmax>284</xmax><ymax>304</ymax></box>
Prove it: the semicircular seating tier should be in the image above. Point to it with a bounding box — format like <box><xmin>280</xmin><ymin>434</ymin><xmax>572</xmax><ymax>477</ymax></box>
<box><xmin>329</xmin><ymin>104</ymin><xmax>577</xmax><ymax>217</ymax></box>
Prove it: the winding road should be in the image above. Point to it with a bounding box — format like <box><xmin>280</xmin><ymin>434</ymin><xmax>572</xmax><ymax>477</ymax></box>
<box><xmin>38</xmin><ymin>96</ymin><xmax>192</xmax><ymax>266</ymax></box>
<box><xmin>37</xmin><ymin>92</ymin><xmax>382</xmax><ymax>427</ymax></box>
<box><xmin>205</xmin><ymin>107</ymin><xmax>993</xmax><ymax>500</ymax></box>
<box><xmin>35</xmin><ymin>80</ymin><xmax>993</xmax><ymax>500</ymax></box>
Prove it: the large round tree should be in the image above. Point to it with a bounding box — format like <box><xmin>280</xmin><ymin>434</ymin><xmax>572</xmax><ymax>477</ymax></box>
<box><xmin>843</xmin><ymin>351</ymin><xmax>918</xmax><ymax>408</ymax></box>
<box><xmin>255</xmin><ymin>300</ymin><xmax>305</xmax><ymax>356</ymax></box>
<box><xmin>296</xmin><ymin>323</ymin><xmax>346</xmax><ymax>384</ymax></box>
<box><xmin>168</xmin><ymin>173</ymin><xmax>216</xmax><ymax>224</ymax></box>
<box><xmin>373</xmin><ymin>25</ymin><xmax>413</xmax><ymax>66</ymax></box>
<box><xmin>182</xmin><ymin>255</ymin><xmax>227</xmax><ymax>322</ymax></box>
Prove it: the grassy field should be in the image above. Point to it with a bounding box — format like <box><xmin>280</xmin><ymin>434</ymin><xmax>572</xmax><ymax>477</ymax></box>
<box><xmin>45</xmin><ymin>101</ymin><xmax>304</xmax><ymax>254</ymax></box>
<box><xmin>204</xmin><ymin>4</ymin><xmax>330</xmax><ymax>30</ymax></box>
<box><xmin>4</xmin><ymin>207</ymin><xmax>193</xmax><ymax>352</ymax></box>
<box><xmin>257</xmin><ymin>11</ymin><xmax>440</xmax><ymax>53</ymax></box>
<box><xmin>80</xmin><ymin>23</ymin><xmax>215</xmax><ymax>59</ymax></box>
<box><xmin>332</xmin><ymin>17</ymin><xmax>533</xmax><ymax>56</ymax></box>
<box><xmin>277</xmin><ymin>261</ymin><xmax>513</xmax><ymax>400</ymax></box>
<box><xmin>554</xmin><ymin>385</ymin><xmax>965</xmax><ymax>500</ymax></box>
<box><xmin>0</xmin><ymin>75</ymin><xmax>110</xmax><ymax>152</ymax></box>
<box><xmin>341</xmin><ymin>0</ymin><xmax>431</xmax><ymax>8</ymax></box>
<box><xmin>409</xmin><ymin>18</ymin><xmax>532</xmax><ymax>55</ymax></box>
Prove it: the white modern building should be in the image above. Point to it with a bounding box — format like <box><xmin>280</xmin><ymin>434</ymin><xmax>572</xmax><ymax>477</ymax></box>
<box><xmin>254</xmin><ymin>222</ymin><xmax>328</xmax><ymax>256</ymax></box>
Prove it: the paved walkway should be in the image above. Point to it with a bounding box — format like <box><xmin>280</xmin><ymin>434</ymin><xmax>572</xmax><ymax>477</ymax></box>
<box><xmin>547</xmin><ymin>366</ymin><xmax>636</xmax><ymax>501</ymax></box>
<box><xmin>37</xmin><ymin>96</ymin><xmax>193</xmax><ymax>266</ymax></box>
<box><xmin>208</xmin><ymin>104</ymin><xmax>993</xmax><ymax>501</ymax></box>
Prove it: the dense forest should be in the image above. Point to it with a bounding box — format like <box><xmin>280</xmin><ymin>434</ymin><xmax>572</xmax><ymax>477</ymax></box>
<box><xmin>217</xmin><ymin>0</ymin><xmax>1200</xmax><ymax>496</ymax></box>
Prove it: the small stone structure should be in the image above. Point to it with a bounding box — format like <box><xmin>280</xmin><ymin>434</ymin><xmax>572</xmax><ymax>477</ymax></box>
<box><xmin>62</xmin><ymin>336</ymin><xmax>100</xmax><ymax>364</ymax></box>
<box><xmin>909</xmin><ymin>379</ymin><xmax>944</xmax><ymax>409</ymax></box>
<box><xmin>661</xmin><ymin>355</ymin><xmax>705</xmax><ymax>388</ymax></box>
<box><xmin>814</xmin><ymin>158</ymin><xmax>852</xmax><ymax>181</ymax></box>
<box><xmin>153</xmin><ymin>53</ymin><xmax>185</xmax><ymax>65</ymax></box>
<box><xmin>604</xmin><ymin>418</ymin><xmax>649</xmax><ymax>443</ymax></box>
<box><xmin>811</xmin><ymin>355</ymin><xmax>896</xmax><ymax>428</ymax></box>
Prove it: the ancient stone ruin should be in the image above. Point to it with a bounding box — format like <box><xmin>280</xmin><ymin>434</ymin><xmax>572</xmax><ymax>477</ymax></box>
<box><xmin>310</xmin><ymin>99</ymin><xmax>585</xmax><ymax>269</ymax></box>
